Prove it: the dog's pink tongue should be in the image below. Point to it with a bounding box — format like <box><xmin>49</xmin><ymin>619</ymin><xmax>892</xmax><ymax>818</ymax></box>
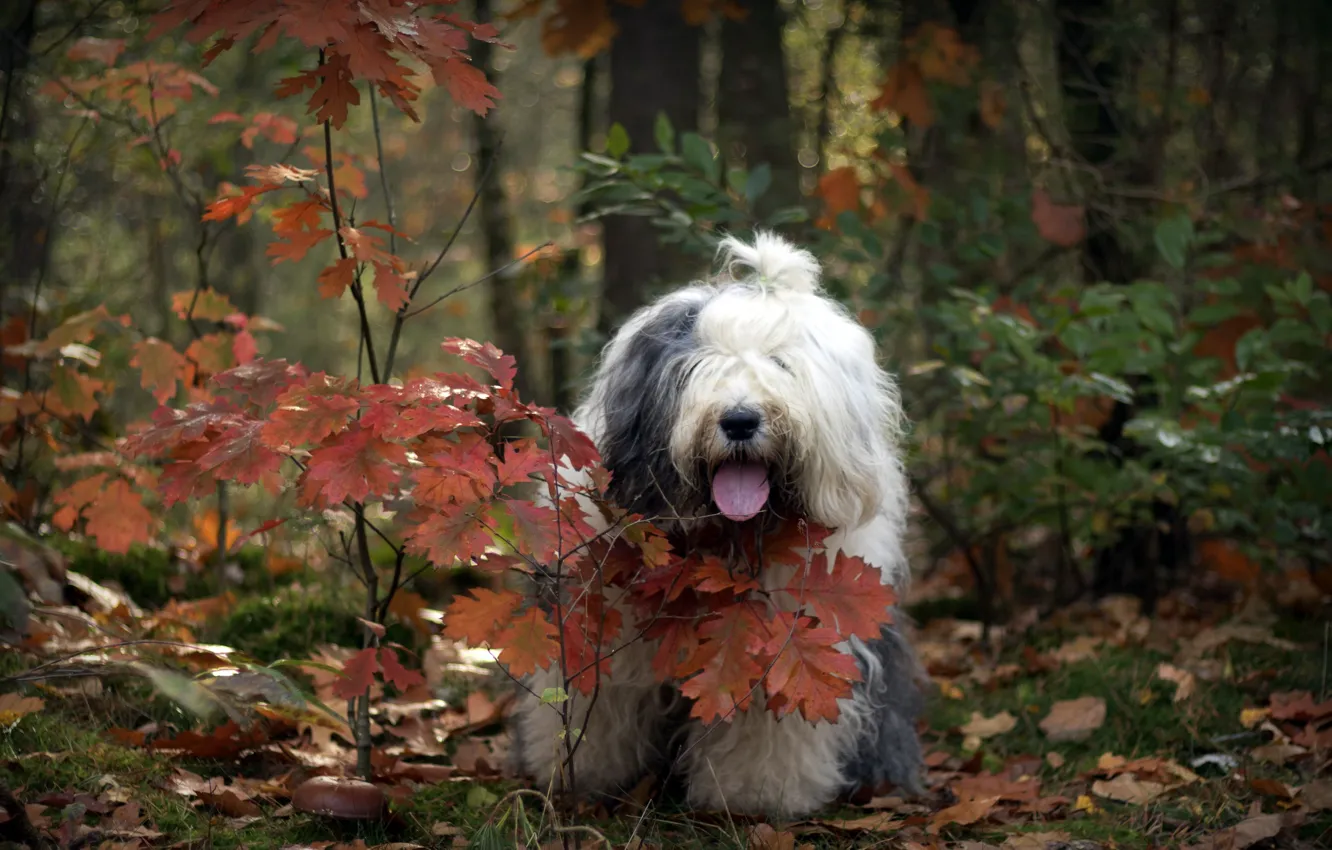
<box><xmin>711</xmin><ymin>462</ymin><xmax>770</xmax><ymax>522</ymax></box>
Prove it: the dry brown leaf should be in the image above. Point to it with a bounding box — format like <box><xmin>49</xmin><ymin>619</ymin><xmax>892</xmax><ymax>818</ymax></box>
<box><xmin>1001</xmin><ymin>833</ymin><xmax>1071</xmax><ymax>850</ymax></box>
<box><xmin>1155</xmin><ymin>663</ymin><xmax>1196</xmax><ymax>702</ymax></box>
<box><xmin>926</xmin><ymin>796</ymin><xmax>999</xmax><ymax>834</ymax></box>
<box><xmin>747</xmin><ymin>823</ymin><xmax>796</xmax><ymax>850</ymax></box>
<box><xmin>1091</xmin><ymin>774</ymin><xmax>1168</xmax><ymax>805</ymax></box>
<box><xmin>960</xmin><ymin>710</ymin><xmax>1017</xmax><ymax>739</ymax></box>
<box><xmin>801</xmin><ymin>813</ymin><xmax>901</xmax><ymax>833</ymax></box>
<box><xmin>1248</xmin><ymin>778</ymin><xmax>1294</xmax><ymax>800</ymax></box>
<box><xmin>1301</xmin><ymin>779</ymin><xmax>1332</xmax><ymax>811</ymax></box>
<box><xmin>1180</xmin><ymin>623</ymin><xmax>1298</xmax><ymax>662</ymax></box>
<box><xmin>1187</xmin><ymin>811</ymin><xmax>1306</xmax><ymax>850</ymax></box>
<box><xmin>1250</xmin><ymin>742</ymin><xmax>1307</xmax><ymax>764</ymax></box>
<box><xmin>1239</xmin><ymin>707</ymin><xmax>1269</xmax><ymax>728</ymax></box>
<box><xmin>1049</xmin><ymin>635</ymin><xmax>1102</xmax><ymax>664</ymax></box>
<box><xmin>1039</xmin><ymin>696</ymin><xmax>1106</xmax><ymax>742</ymax></box>
<box><xmin>1044</xmin><ymin>751</ymin><xmax>1065</xmax><ymax>769</ymax></box>
<box><xmin>0</xmin><ymin>692</ymin><xmax>45</xmax><ymax>725</ymax></box>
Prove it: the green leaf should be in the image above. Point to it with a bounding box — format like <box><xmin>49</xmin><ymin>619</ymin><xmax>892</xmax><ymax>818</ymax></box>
<box><xmin>1187</xmin><ymin>303</ymin><xmax>1241</xmax><ymax>326</ymax></box>
<box><xmin>1128</xmin><ymin>287</ymin><xmax>1175</xmax><ymax>336</ymax></box>
<box><xmin>606</xmin><ymin>122</ymin><xmax>630</xmax><ymax>159</ymax></box>
<box><xmin>765</xmin><ymin>206</ymin><xmax>809</xmax><ymax>226</ymax></box>
<box><xmin>1234</xmin><ymin>328</ymin><xmax>1267</xmax><ymax>371</ymax></box>
<box><xmin>1291</xmin><ymin>272</ymin><xmax>1314</xmax><ymax>306</ymax></box>
<box><xmin>744</xmin><ymin>163</ymin><xmax>772</xmax><ymax>204</ymax></box>
<box><xmin>681</xmin><ymin>132</ymin><xmax>718</xmax><ymax>182</ymax></box>
<box><xmin>928</xmin><ymin>262</ymin><xmax>960</xmax><ymax>284</ymax></box>
<box><xmin>1154</xmin><ymin>211</ymin><xmax>1194</xmax><ymax>269</ymax></box>
<box><xmin>131</xmin><ymin>663</ymin><xmax>222</xmax><ymax>720</ymax></box>
<box><xmin>540</xmin><ymin>686</ymin><xmax>569</xmax><ymax>705</ymax></box>
<box><xmin>467</xmin><ymin>785</ymin><xmax>499</xmax><ymax>809</ymax></box>
<box><xmin>654</xmin><ymin>111</ymin><xmax>675</xmax><ymax>153</ymax></box>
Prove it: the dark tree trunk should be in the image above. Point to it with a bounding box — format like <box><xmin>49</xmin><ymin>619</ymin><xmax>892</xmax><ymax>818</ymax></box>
<box><xmin>717</xmin><ymin>0</ymin><xmax>802</xmax><ymax>221</ymax></box>
<box><xmin>599</xmin><ymin>1</ymin><xmax>703</xmax><ymax>337</ymax></box>
<box><xmin>472</xmin><ymin>0</ymin><xmax>535</xmax><ymax>402</ymax></box>
<box><xmin>1055</xmin><ymin>0</ymin><xmax>1189</xmax><ymax>614</ymax></box>
<box><xmin>0</xmin><ymin>0</ymin><xmax>45</xmax><ymax>328</ymax></box>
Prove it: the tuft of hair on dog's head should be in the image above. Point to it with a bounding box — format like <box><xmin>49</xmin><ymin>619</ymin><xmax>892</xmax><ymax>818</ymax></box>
<box><xmin>716</xmin><ymin>230</ymin><xmax>822</xmax><ymax>295</ymax></box>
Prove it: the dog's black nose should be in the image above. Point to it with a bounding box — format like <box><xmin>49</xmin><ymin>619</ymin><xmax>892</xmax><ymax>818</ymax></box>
<box><xmin>719</xmin><ymin>408</ymin><xmax>762</xmax><ymax>442</ymax></box>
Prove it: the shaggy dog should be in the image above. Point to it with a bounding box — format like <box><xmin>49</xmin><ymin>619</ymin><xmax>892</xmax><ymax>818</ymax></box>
<box><xmin>512</xmin><ymin>232</ymin><xmax>923</xmax><ymax>817</ymax></box>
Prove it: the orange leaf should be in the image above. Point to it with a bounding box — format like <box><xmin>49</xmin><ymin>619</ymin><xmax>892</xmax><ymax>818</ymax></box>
<box><xmin>378</xmin><ymin>647</ymin><xmax>425</xmax><ymax>691</ymax></box>
<box><xmin>171</xmin><ymin>289</ymin><xmax>236</xmax><ymax>322</ymax></box>
<box><xmin>442</xmin><ymin>587</ymin><xmax>524</xmax><ymax>645</ymax></box>
<box><xmin>404</xmin><ymin>502</ymin><xmax>496</xmax><ymax>565</ymax></box>
<box><xmin>372</xmin><ymin>262</ymin><xmax>411</xmax><ymax>311</ymax></box>
<box><xmin>308</xmin><ymin>52</ymin><xmax>360</xmax><ymax>129</ymax></box>
<box><xmin>817</xmin><ymin>167</ymin><xmax>861</xmax><ymax>229</ymax></box>
<box><xmin>132</xmin><ymin>338</ymin><xmax>193</xmax><ymax>404</ymax></box>
<box><xmin>52</xmin><ymin>473</ymin><xmax>109</xmax><ymax>531</ymax></box>
<box><xmin>786</xmin><ymin>553</ymin><xmax>896</xmax><ymax>641</ymax></box>
<box><xmin>979</xmin><ymin>80</ymin><xmax>1006</xmax><ymax>129</ymax></box>
<box><xmin>926</xmin><ymin>796</ymin><xmax>999</xmax><ymax>834</ymax></box>
<box><xmin>67</xmin><ymin>37</ymin><xmax>125</xmax><ymax>66</ymax></box>
<box><xmin>433</xmin><ymin>57</ymin><xmax>499</xmax><ymax>116</ymax></box>
<box><xmin>495</xmin><ymin>607</ymin><xmax>558</xmax><ymax>678</ymax></box>
<box><xmin>262</xmin><ymin>373</ymin><xmax>361</xmax><ymax>448</ymax></box>
<box><xmin>185</xmin><ymin>333</ymin><xmax>234</xmax><ymax>376</ymax></box>
<box><xmin>678</xmin><ymin>602</ymin><xmax>767</xmax><ymax>723</ymax></box>
<box><xmin>763</xmin><ymin>615</ymin><xmax>862</xmax><ymax>723</ymax></box>
<box><xmin>48</xmin><ymin>364</ymin><xmax>105</xmax><ymax>421</ymax></box>
<box><xmin>83</xmin><ymin>479</ymin><xmax>155</xmax><ymax>554</ymax></box>
<box><xmin>871</xmin><ymin>60</ymin><xmax>933</xmax><ymax>128</ymax></box>
<box><xmin>318</xmin><ymin>258</ymin><xmax>358</xmax><ymax>300</ymax></box>
<box><xmin>1031</xmin><ymin>187</ymin><xmax>1086</xmax><ymax>247</ymax></box>
<box><xmin>267</xmin><ymin>228</ymin><xmax>333</xmax><ymax>264</ymax></box>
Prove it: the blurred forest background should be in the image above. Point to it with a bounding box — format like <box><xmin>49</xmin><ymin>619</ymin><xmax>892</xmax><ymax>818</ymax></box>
<box><xmin>4</xmin><ymin>0</ymin><xmax>1329</xmax><ymax>615</ymax></box>
<box><xmin>2</xmin><ymin>1</ymin><xmax>1331</xmax><ymax>847</ymax></box>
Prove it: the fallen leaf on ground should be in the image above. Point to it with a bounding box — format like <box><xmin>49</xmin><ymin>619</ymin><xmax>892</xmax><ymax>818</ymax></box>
<box><xmin>747</xmin><ymin>823</ymin><xmax>796</xmax><ymax>850</ymax></box>
<box><xmin>927</xmin><ymin>796</ymin><xmax>999</xmax><ymax>834</ymax></box>
<box><xmin>1269</xmin><ymin>690</ymin><xmax>1332</xmax><ymax>723</ymax></box>
<box><xmin>1239</xmin><ymin>707</ymin><xmax>1269</xmax><ymax>728</ymax></box>
<box><xmin>1049</xmin><ymin>635</ymin><xmax>1102</xmax><ymax>664</ymax></box>
<box><xmin>1186</xmin><ymin>810</ymin><xmax>1306</xmax><ymax>850</ymax></box>
<box><xmin>1039</xmin><ymin>696</ymin><xmax>1106</xmax><ymax>742</ymax></box>
<box><xmin>0</xmin><ymin>692</ymin><xmax>45</xmax><ymax>725</ymax></box>
<box><xmin>799</xmin><ymin>813</ymin><xmax>900</xmax><ymax>833</ymax></box>
<box><xmin>961</xmin><ymin>710</ymin><xmax>1017</xmax><ymax>740</ymax></box>
<box><xmin>1302</xmin><ymin>779</ymin><xmax>1332</xmax><ymax>810</ymax></box>
<box><xmin>951</xmin><ymin>773</ymin><xmax>1041</xmax><ymax>803</ymax></box>
<box><xmin>1045</xmin><ymin>751</ymin><xmax>1065</xmax><ymax>768</ymax></box>
<box><xmin>1179</xmin><ymin>623</ymin><xmax>1298</xmax><ymax>662</ymax></box>
<box><xmin>1250</xmin><ymin>743</ymin><xmax>1307</xmax><ymax>764</ymax></box>
<box><xmin>1091</xmin><ymin>774</ymin><xmax>1168</xmax><ymax>805</ymax></box>
<box><xmin>1001</xmin><ymin>833</ymin><xmax>1071</xmax><ymax>850</ymax></box>
<box><xmin>1155</xmin><ymin>662</ymin><xmax>1196</xmax><ymax>702</ymax></box>
<box><xmin>1248</xmin><ymin>778</ymin><xmax>1294</xmax><ymax>800</ymax></box>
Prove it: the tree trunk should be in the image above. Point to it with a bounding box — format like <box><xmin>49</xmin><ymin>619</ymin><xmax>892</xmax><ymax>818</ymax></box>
<box><xmin>0</xmin><ymin>0</ymin><xmax>44</xmax><ymax>329</ymax></box>
<box><xmin>717</xmin><ymin>0</ymin><xmax>802</xmax><ymax>222</ymax></box>
<box><xmin>473</xmin><ymin>0</ymin><xmax>535</xmax><ymax>402</ymax></box>
<box><xmin>599</xmin><ymin>1</ymin><xmax>703</xmax><ymax>337</ymax></box>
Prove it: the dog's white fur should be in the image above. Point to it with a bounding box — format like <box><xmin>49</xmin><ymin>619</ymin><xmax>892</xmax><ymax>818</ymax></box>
<box><xmin>511</xmin><ymin>232</ymin><xmax>916</xmax><ymax>817</ymax></box>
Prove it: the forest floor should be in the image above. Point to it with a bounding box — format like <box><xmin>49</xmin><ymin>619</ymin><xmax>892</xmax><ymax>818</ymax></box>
<box><xmin>1</xmin><ymin>535</ymin><xmax>1329</xmax><ymax>850</ymax></box>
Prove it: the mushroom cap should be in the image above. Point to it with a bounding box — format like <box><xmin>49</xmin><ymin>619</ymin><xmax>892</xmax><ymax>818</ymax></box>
<box><xmin>291</xmin><ymin>776</ymin><xmax>385</xmax><ymax>820</ymax></box>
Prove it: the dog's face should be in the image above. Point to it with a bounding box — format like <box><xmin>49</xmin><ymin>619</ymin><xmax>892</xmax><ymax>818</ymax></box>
<box><xmin>578</xmin><ymin>233</ymin><xmax>905</xmax><ymax>534</ymax></box>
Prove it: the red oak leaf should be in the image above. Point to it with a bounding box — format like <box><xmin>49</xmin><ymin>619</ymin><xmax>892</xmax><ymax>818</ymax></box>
<box><xmin>649</xmin><ymin>616</ymin><xmax>702</xmax><ymax>682</ymax></box>
<box><xmin>748</xmin><ymin>519</ymin><xmax>834</xmax><ymax>570</ymax></box>
<box><xmin>52</xmin><ymin>473</ymin><xmax>109</xmax><ymax>531</ymax></box>
<box><xmin>363</xmin><ymin>402</ymin><xmax>483</xmax><ymax>440</ymax></box>
<box><xmin>262</xmin><ymin>374</ymin><xmax>361</xmax><ymax>447</ymax></box>
<box><xmin>498</xmin><ymin>499</ymin><xmax>561</xmax><ymax>562</ymax></box>
<box><xmin>434</xmin><ymin>57</ymin><xmax>498</xmax><ymax>116</ymax></box>
<box><xmin>561</xmin><ymin>597</ymin><xmax>624</xmax><ymax>694</ymax></box>
<box><xmin>691</xmin><ymin>556</ymin><xmax>761</xmax><ymax>596</ymax></box>
<box><xmin>763</xmin><ymin>614</ymin><xmax>862</xmax><ymax>723</ymax></box>
<box><xmin>197</xmin><ymin>421</ymin><xmax>284</xmax><ymax>486</ymax></box>
<box><xmin>538</xmin><ymin>413</ymin><xmax>600</xmax><ymax>470</ymax></box>
<box><xmin>378</xmin><ymin>647</ymin><xmax>425</xmax><ymax>691</ymax></box>
<box><xmin>308</xmin><ymin>52</ymin><xmax>359</xmax><ymax>129</ymax></box>
<box><xmin>267</xmin><ymin>228</ymin><xmax>333</xmax><ymax>264</ymax></box>
<box><xmin>441</xmin><ymin>587</ymin><xmax>523</xmax><ymax>645</ymax></box>
<box><xmin>492</xmin><ymin>441</ymin><xmax>550</xmax><ymax>488</ymax></box>
<box><xmin>211</xmin><ymin>358</ymin><xmax>308</xmax><ymax>407</ymax></box>
<box><xmin>404</xmin><ymin>502</ymin><xmax>495</xmax><ymax>565</ymax></box>
<box><xmin>317</xmin><ymin>258</ymin><xmax>358</xmax><ymax>300</ymax></box>
<box><xmin>332</xmin><ymin>647</ymin><xmax>380</xmax><ymax>699</ymax></box>
<box><xmin>495</xmin><ymin>607</ymin><xmax>558</xmax><ymax>678</ymax></box>
<box><xmin>372</xmin><ymin>262</ymin><xmax>410</xmax><ymax>311</ymax></box>
<box><xmin>440</xmin><ymin>338</ymin><xmax>516</xmax><ymax>391</ymax></box>
<box><xmin>121</xmin><ymin>400</ymin><xmax>241</xmax><ymax>459</ymax></box>
<box><xmin>232</xmin><ymin>329</ymin><xmax>258</xmax><ymax>365</ymax></box>
<box><xmin>786</xmin><ymin>553</ymin><xmax>896</xmax><ymax>641</ymax></box>
<box><xmin>272</xmin><ymin>197</ymin><xmax>326</xmax><ymax>234</ymax></box>
<box><xmin>1031</xmin><ymin>187</ymin><xmax>1086</xmax><ymax>247</ymax></box>
<box><xmin>304</xmin><ymin>425</ymin><xmax>408</xmax><ymax>504</ymax></box>
<box><xmin>83</xmin><ymin>479</ymin><xmax>156</xmax><ymax>554</ymax></box>
<box><xmin>678</xmin><ymin>602</ymin><xmax>768</xmax><ymax>724</ymax></box>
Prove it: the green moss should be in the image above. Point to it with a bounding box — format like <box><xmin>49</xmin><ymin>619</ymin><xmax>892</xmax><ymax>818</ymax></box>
<box><xmin>207</xmin><ymin>584</ymin><xmax>419</xmax><ymax>663</ymax></box>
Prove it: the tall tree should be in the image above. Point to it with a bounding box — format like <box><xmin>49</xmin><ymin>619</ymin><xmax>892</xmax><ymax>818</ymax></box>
<box><xmin>717</xmin><ymin>0</ymin><xmax>802</xmax><ymax>221</ymax></box>
<box><xmin>0</xmin><ymin>0</ymin><xmax>44</xmax><ymax>325</ymax></box>
<box><xmin>473</xmin><ymin>0</ymin><xmax>535</xmax><ymax>401</ymax></box>
<box><xmin>598</xmin><ymin>1</ymin><xmax>703</xmax><ymax>337</ymax></box>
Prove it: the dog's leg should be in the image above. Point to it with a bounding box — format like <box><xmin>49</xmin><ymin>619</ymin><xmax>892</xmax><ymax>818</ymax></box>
<box><xmin>513</xmin><ymin>639</ymin><xmax>675</xmax><ymax>799</ymax></box>
<box><xmin>677</xmin><ymin>699</ymin><xmax>855</xmax><ymax>818</ymax></box>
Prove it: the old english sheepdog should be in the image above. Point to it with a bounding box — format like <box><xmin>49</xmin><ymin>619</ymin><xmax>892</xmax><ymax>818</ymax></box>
<box><xmin>512</xmin><ymin>231</ymin><xmax>923</xmax><ymax>817</ymax></box>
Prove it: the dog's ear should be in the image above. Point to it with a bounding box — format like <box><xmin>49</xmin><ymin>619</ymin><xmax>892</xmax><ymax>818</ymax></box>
<box><xmin>791</xmin><ymin>319</ymin><xmax>907</xmax><ymax>532</ymax></box>
<box><xmin>580</xmin><ymin>293</ymin><xmax>708</xmax><ymax>518</ymax></box>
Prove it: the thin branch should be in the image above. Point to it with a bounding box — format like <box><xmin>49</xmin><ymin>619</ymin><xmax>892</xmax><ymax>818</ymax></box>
<box><xmin>403</xmin><ymin>242</ymin><xmax>551</xmax><ymax>320</ymax></box>
<box><xmin>318</xmin><ymin>49</ymin><xmax>380</xmax><ymax>386</ymax></box>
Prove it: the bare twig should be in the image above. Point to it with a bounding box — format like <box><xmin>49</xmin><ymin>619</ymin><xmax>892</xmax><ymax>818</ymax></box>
<box><xmin>404</xmin><ymin>242</ymin><xmax>552</xmax><ymax>320</ymax></box>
